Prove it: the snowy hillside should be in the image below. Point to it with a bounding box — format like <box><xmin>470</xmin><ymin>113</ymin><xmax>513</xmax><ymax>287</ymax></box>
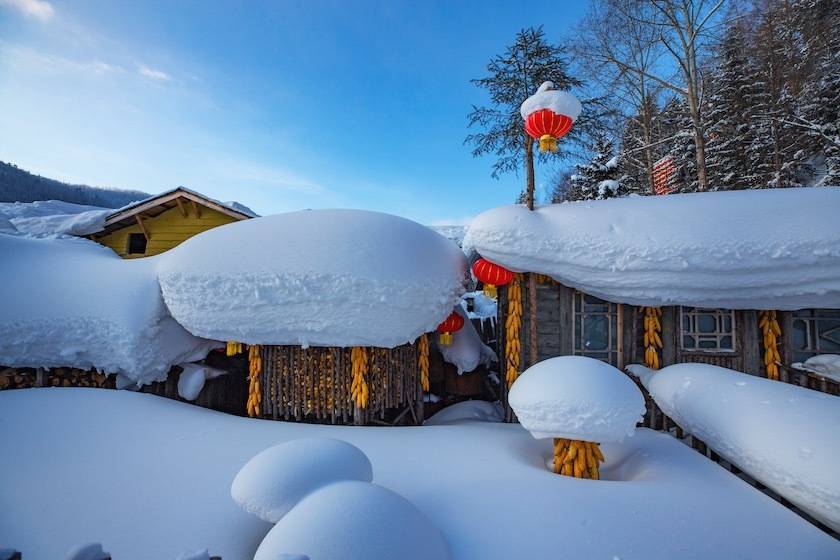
<box><xmin>0</xmin><ymin>161</ymin><xmax>150</xmax><ymax>207</ymax></box>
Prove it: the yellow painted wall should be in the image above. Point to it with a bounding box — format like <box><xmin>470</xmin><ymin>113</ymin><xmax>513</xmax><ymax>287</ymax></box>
<box><xmin>94</xmin><ymin>205</ymin><xmax>239</xmax><ymax>258</ymax></box>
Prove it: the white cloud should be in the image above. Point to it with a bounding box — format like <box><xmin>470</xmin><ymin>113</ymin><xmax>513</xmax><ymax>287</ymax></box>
<box><xmin>0</xmin><ymin>0</ymin><xmax>54</xmax><ymax>21</ymax></box>
<box><xmin>1</xmin><ymin>43</ymin><xmax>124</xmax><ymax>76</ymax></box>
<box><xmin>138</xmin><ymin>65</ymin><xmax>171</xmax><ymax>81</ymax></box>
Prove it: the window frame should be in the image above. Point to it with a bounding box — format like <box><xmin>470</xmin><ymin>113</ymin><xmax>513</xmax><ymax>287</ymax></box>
<box><xmin>679</xmin><ymin>306</ymin><xmax>737</xmax><ymax>353</ymax></box>
<box><xmin>571</xmin><ymin>291</ymin><xmax>623</xmax><ymax>367</ymax></box>
<box><xmin>790</xmin><ymin>309</ymin><xmax>840</xmax><ymax>363</ymax></box>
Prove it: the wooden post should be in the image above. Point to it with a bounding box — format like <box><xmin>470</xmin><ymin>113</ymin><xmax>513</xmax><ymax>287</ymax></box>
<box><xmin>175</xmin><ymin>197</ymin><xmax>188</xmax><ymax>217</ymax></box>
<box><xmin>134</xmin><ymin>214</ymin><xmax>150</xmax><ymax>241</ymax></box>
<box><xmin>524</xmin><ymin>135</ymin><xmax>539</xmax><ymax>367</ymax></box>
<box><xmin>191</xmin><ymin>200</ymin><xmax>202</xmax><ymax>218</ymax></box>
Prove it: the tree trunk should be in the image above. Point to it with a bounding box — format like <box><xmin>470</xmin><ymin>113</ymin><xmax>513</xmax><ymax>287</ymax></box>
<box><xmin>524</xmin><ymin>137</ymin><xmax>539</xmax><ymax>366</ymax></box>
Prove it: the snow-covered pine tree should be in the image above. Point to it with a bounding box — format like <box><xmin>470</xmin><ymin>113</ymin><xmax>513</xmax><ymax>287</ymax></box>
<box><xmin>567</xmin><ymin>134</ymin><xmax>625</xmax><ymax>201</ymax></box>
<box><xmin>655</xmin><ymin>97</ymin><xmax>697</xmax><ymax>192</ymax></box>
<box><xmin>705</xmin><ymin>19</ymin><xmax>754</xmax><ymax>190</ymax></box>
<box><xmin>789</xmin><ymin>0</ymin><xmax>840</xmax><ymax>186</ymax></box>
<box><xmin>617</xmin><ymin>96</ymin><xmax>661</xmax><ymax>195</ymax></box>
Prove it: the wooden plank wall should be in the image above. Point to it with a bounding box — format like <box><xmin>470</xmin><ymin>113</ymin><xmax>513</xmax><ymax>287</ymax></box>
<box><xmin>93</xmin><ymin>205</ymin><xmax>238</xmax><ymax>258</ymax></box>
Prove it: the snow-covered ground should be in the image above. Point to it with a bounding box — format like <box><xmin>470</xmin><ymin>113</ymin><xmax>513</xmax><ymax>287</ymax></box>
<box><xmin>1</xmin><ymin>389</ymin><xmax>837</xmax><ymax>559</ymax></box>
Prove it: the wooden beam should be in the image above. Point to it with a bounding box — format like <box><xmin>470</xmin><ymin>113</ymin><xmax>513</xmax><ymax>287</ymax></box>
<box><xmin>135</xmin><ymin>214</ymin><xmax>150</xmax><ymax>241</ymax></box>
<box><xmin>191</xmin><ymin>200</ymin><xmax>202</xmax><ymax>218</ymax></box>
<box><xmin>175</xmin><ymin>197</ymin><xmax>188</xmax><ymax>218</ymax></box>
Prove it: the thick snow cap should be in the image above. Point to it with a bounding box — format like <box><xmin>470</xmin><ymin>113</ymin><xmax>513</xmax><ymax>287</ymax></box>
<box><xmin>231</xmin><ymin>438</ymin><xmax>373</xmax><ymax>523</ymax></box>
<box><xmin>158</xmin><ymin>209</ymin><xmax>466</xmax><ymax>348</ymax></box>
<box><xmin>520</xmin><ymin>81</ymin><xmax>582</xmax><ymax>121</ymax></box>
<box><xmin>464</xmin><ymin>188</ymin><xmax>840</xmax><ymax>310</ymax></box>
<box><xmin>254</xmin><ymin>480</ymin><xmax>450</xmax><ymax>560</ymax></box>
<box><xmin>642</xmin><ymin>363</ymin><xmax>840</xmax><ymax>531</ymax></box>
<box><xmin>0</xmin><ymin>234</ymin><xmax>217</xmax><ymax>385</ymax></box>
<box><xmin>509</xmin><ymin>356</ymin><xmax>645</xmax><ymax>442</ymax></box>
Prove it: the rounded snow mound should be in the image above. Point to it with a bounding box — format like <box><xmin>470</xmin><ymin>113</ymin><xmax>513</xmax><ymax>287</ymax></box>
<box><xmin>158</xmin><ymin>209</ymin><xmax>466</xmax><ymax>348</ymax></box>
<box><xmin>509</xmin><ymin>356</ymin><xmax>645</xmax><ymax>442</ymax></box>
<box><xmin>254</xmin><ymin>480</ymin><xmax>450</xmax><ymax>560</ymax></box>
<box><xmin>231</xmin><ymin>438</ymin><xmax>373</xmax><ymax>523</ymax></box>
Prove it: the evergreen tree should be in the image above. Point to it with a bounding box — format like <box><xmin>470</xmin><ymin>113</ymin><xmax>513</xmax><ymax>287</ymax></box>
<box><xmin>567</xmin><ymin>134</ymin><xmax>625</xmax><ymax>201</ymax></box>
<box><xmin>656</xmin><ymin>97</ymin><xmax>698</xmax><ymax>192</ymax></box>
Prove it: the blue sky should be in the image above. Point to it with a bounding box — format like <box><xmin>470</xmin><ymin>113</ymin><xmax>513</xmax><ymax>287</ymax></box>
<box><xmin>0</xmin><ymin>0</ymin><xmax>588</xmax><ymax>223</ymax></box>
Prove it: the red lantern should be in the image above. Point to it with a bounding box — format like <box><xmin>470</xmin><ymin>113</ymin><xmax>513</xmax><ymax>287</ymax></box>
<box><xmin>472</xmin><ymin>258</ymin><xmax>514</xmax><ymax>299</ymax></box>
<box><xmin>520</xmin><ymin>81</ymin><xmax>581</xmax><ymax>153</ymax></box>
<box><xmin>436</xmin><ymin>311</ymin><xmax>465</xmax><ymax>346</ymax></box>
<box><xmin>525</xmin><ymin>109</ymin><xmax>573</xmax><ymax>153</ymax></box>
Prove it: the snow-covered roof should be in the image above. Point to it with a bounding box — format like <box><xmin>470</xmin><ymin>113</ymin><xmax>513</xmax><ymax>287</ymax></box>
<box><xmin>158</xmin><ymin>209</ymin><xmax>467</xmax><ymax>348</ymax></box>
<box><xmin>0</xmin><ymin>200</ymin><xmax>111</xmax><ymax>237</ymax></box>
<box><xmin>0</xmin><ymin>234</ymin><xmax>217</xmax><ymax>384</ymax></box>
<box><xmin>464</xmin><ymin>187</ymin><xmax>840</xmax><ymax>310</ymax></box>
<box><xmin>94</xmin><ymin>187</ymin><xmax>255</xmax><ymax>237</ymax></box>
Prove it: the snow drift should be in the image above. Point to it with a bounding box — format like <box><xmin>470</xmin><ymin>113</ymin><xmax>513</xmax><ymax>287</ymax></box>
<box><xmin>254</xmin><ymin>480</ymin><xmax>450</xmax><ymax>560</ymax></box>
<box><xmin>437</xmin><ymin>307</ymin><xmax>495</xmax><ymax>374</ymax></box>
<box><xmin>0</xmin><ymin>234</ymin><xmax>218</xmax><ymax>385</ymax></box>
<box><xmin>231</xmin><ymin>438</ymin><xmax>373</xmax><ymax>523</ymax></box>
<box><xmin>158</xmin><ymin>209</ymin><xmax>466</xmax><ymax>348</ymax></box>
<box><xmin>464</xmin><ymin>187</ymin><xmax>840</xmax><ymax>309</ymax></box>
<box><xmin>509</xmin><ymin>356</ymin><xmax>645</xmax><ymax>442</ymax></box>
<box><xmin>634</xmin><ymin>363</ymin><xmax>840</xmax><ymax>531</ymax></box>
<box><xmin>0</xmin><ymin>200</ymin><xmax>110</xmax><ymax>237</ymax></box>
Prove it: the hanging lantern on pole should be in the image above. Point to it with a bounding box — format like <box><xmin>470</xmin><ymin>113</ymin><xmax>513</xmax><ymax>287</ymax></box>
<box><xmin>436</xmin><ymin>311</ymin><xmax>465</xmax><ymax>346</ymax></box>
<box><xmin>472</xmin><ymin>258</ymin><xmax>514</xmax><ymax>299</ymax></box>
<box><xmin>521</xmin><ymin>81</ymin><xmax>581</xmax><ymax>153</ymax></box>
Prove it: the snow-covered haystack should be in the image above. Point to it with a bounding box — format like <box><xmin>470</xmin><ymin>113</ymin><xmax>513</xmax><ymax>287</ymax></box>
<box><xmin>509</xmin><ymin>356</ymin><xmax>645</xmax><ymax>478</ymax></box>
<box><xmin>437</xmin><ymin>307</ymin><xmax>495</xmax><ymax>375</ymax></box>
<box><xmin>464</xmin><ymin>187</ymin><xmax>840</xmax><ymax>310</ymax></box>
<box><xmin>253</xmin><ymin>480</ymin><xmax>450</xmax><ymax>560</ymax></box>
<box><xmin>636</xmin><ymin>363</ymin><xmax>840</xmax><ymax>531</ymax></box>
<box><xmin>158</xmin><ymin>209</ymin><xmax>466</xmax><ymax>348</ymax></box>
<box><xmin>0</xmin><ymin>234</ymin><xmax>217</xmax><ymax>385</ymax></box>
<box><xmin>231</xmin><ymin>438</ymin><xmax>373</xmax><ymax>523</ymax></box>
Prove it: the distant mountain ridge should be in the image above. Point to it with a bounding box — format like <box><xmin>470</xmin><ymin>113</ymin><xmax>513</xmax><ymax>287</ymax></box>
<box><xmin>0</xmin><ymin>161</ymin><xmax>150</xmax><ymax>208</ymax></box>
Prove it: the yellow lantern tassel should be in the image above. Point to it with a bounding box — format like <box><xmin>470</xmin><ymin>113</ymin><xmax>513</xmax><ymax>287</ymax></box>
<box><xmin>641</xmin><ymin>307</ymin><xmax>662</xmax><ymax>370</ymax></box>
<box><xmin>482</xmin><ymin>284</ymin><xmax>497</xmax><ymax>299</ymax></box>
<box><xmin>439</xmin><ymin>332</ymin><xmax>453</xmax><ymax>346</ymax></box>
<box><xmin>539</xmin><ymin>134</ymin><xmax>558</xmax><ymax>153</ymax></box>
<box><xmin>760</xmin><ymin>310</ymin><xmax>782</xmax><ymax>380</ymax></box>
<box><xmin>553</xmin><ymin>438</ymin><xmax>603</xmax><ymax>479</ymax></box>
<box><xmin>418</xmin><ymin>334</ymin><xmax>430</xmax><ymax>392</ymax></box>
<box><xmin>226</xmin><ymin>341</ymin><xmax>244</xmax><ymax>357</ymax></box>
<box><xmin>351</xmin><ymin>346</ymin><xmax>369</xmax><ymax>409</ymax></box>
<box><xmin>247</xmin><ymin>344</ymin><xmax>262</xmax><ymax>417</ymax></box>
<box><xmin>505</xmin><ymin>273</ymin><xmax>523</xmax><ymax>388</ymax></box>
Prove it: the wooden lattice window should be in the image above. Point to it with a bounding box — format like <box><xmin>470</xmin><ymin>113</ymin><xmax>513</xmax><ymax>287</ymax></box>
<box><xmin>791</xmin><ymin>309</ymin><xmax>840</xmax><ymax>363</ymax></box>
<box><xmin>573</xmin><ymin>292</ymin><xmax>621</xmax><ymax>366</ymax></box>
<box><xmin>680</xmin><ymin>307</ymin><xmax>735</xmax><ymax>352</ymax></box>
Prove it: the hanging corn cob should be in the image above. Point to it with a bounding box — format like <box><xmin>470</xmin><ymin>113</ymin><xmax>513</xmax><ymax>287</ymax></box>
<box><xmin>246</xmin><ymin>344</ymin><xmax>262</xmax><ymax>417</ymax></box>
<box><xmin>553</xmin><ymin>438</ymin><xmax>604</xmax><ymax>479</ymax></box>
<box><xmin>505</xmin><ymin>273</ymin><xmax>523</xmax><ymax>388</ymax></box>
<box><xmin>226</xmin><ymin>341</ymin><xmax>244</xmax><ymax>357</ymax></box>
<box><xmin>641</xmin><ymin>307</ymin><xmax>663</xmax><ymax>370</ymax></box>
<box><xmin>351</xmin><ymin>346</ymin><xmax>370</xmax><ymax>408</ymax></box>
<box><xmin>760</xmin><ymin>310</ymin><xmax>782</xmax><ymax>380</ymax></box>
<box><xmin>418</xmin><ymin>334</ymin><xmax>430</xmax><ymax>392</ymax></box>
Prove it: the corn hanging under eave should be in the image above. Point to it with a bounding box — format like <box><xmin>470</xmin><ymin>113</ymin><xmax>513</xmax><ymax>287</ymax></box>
<box><xmin>641</xmin><ymin>307</ymin><xmax>662</xmax><ymax>370</ymax></box>
<box><xmin>226</xmin><ymin>341</ymin><xmax>244</xmax><ymax>357</ymax></box>
<box><xmin>246</xmin><ymin>344</ymin><xmax>262</xmax><ymax>417</ymax></box>
<box><xmin>418</xmin><ymin>334</ymin><xmax>430</xmax><ymax>392</ymax></box>
<box><xmin>351</xmin><ymin>346</ymin><xmax>370</xmax><ymax>409</ymax></box>
<box><xmin>759</xmin><ymin>310</ymin><xmax>782</xmax><ymax>380</ymax></box>
<box><xmin>505</xmin><ymin>274</ymin><xmax>523</xmax><ymax>388</ymax></box>
<box><xmin>553</xmin><ymin>438</ymin><xmax>604</xmax><ymax>479</ymax></box>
